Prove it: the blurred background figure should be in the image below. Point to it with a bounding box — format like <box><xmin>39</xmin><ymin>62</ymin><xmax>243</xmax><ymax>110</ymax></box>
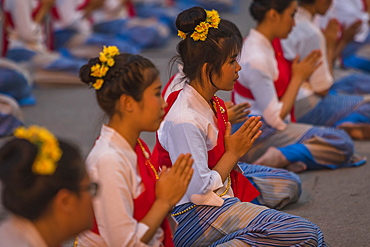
<box><xmin>0</xmin><ymin>94</ymin><xmax>23</xmax><ymax>138</ymax></box>
<box><xmin>2</xmin><ymin>0</ymin><xmax>86</xmax><ymax>84</ymax></box>
<box><xmin>132</xmin><ymin>0</ymin><xmax>180</xmax><ymax>34</ymax></box>
<box><xmin>280</xmin><ymin>0</ymin><xmax>370</xmax><ymax>140</ymax></box>
<box><xmin>53</xmin><ymin>0</ymin><xmax>140</xmax><ymax>59</ymax></box>
<box><xmin>0</xmin><ymin>58</ymin><xmax>35</xmax><ymax>106</ymax></box>
<box><xmin>91</xmin><ymin>0</ymin><xmax>171</xmax><ymax>49</ymax></box>
<box><xmin>315</xmin><ymin>0</ymin><xmax>370</xmax><ymax>73</ymax></box>
<box><xmin>175</xmin><ymin>0</ymin><xmax>241</xmax><ymax>13</ymax></box>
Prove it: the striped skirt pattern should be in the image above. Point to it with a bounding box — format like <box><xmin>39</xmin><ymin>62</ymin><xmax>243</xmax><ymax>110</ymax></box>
<box><xmin>239</xmin><ymin>163</ymin><xmax>301</xmax><ymax>209</ymax></box>
<box><xmin>172</xmin><ymin>198</ymin><xmax>326</xmax><ymax>247</ymax></box>
<box><xmin>235</xmin><ymin>119</ymin><xmax>360</xmax><ymax>170</ymax></box>
<box><xmin>296</xmin><ymin>93</ymin><xmax>370</xmax><ymax>127</ymax></box>
<box><xmin>331</xmin><ymin>73</ymin><xmax>370</xmax><ymax>95</ymax></box>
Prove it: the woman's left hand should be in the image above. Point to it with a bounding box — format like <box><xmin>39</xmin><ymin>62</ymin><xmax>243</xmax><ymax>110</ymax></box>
<box><xmin>225</xmin><ymin>101</ymin><xmax>250</xmax><ymax>124</ymax></box>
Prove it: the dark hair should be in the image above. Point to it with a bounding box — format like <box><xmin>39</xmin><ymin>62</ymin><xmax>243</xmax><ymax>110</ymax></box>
<box><xmin>80</xmin><ymin>53</ymin><xmax>159</xmax><ymax>117</ymax></box>
<box><xmin>174</xmin><ymin>7</ymin><xmax>242</xmax><ymax>88</ymax></box>
<box><xmin>299</xmin><ymin>0</ymin><xmax>315</xmax><ymax>4</ymax></box>
<box><xmin>0</xmin><ymin>138</ymin><xmax>85</xmax><ymax>220</ymax></box>
<box><xmin>250</xmin><ymin>0</ymin><xmax>295</xmax><ymax>22</ymax></box>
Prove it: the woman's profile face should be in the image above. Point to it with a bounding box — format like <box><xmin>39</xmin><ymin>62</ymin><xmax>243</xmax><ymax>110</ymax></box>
<box><xmin>72</xmin><ymin>175</ymin><xmax>96</xmax><ymax>231</ymax></box>
<box><xmin>212</xmin><ymin>52</ymin><xmax>242</xmax><ymax>92</ymax></box>
<box><xmin>275</xmin><ymin>1</ymin><xmax>298</xmax><ymax>39</ymax></box>
<box><xmin>137</xmin><ymin>76</ymin><xmax>167</xmax><ymax>132</ymax></box>
<box><xmin>316</xmin><ymin>0</ymin><xmax>333</xmax><ymax>15</ymax></box>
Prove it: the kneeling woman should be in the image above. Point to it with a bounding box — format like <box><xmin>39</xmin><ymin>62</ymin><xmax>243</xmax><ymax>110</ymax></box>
<box><xmin>78</xmin><ymin>46</ymin><xmax>193</xmax><ymax>246</ymax></box>
<box><xmin>155</xmin><ymin>7</ymin><xmax>326</xmax><ymax>246</ymax></box>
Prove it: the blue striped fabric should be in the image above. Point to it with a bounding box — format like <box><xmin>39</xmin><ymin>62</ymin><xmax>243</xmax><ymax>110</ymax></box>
<box><xmin>173</xmin><ymin>198</ymin><xmax>326</xmax><ymax>247</ymax></box>
<box><xmin>278</xmin><ymin>126</ymin><xmax>364</xmax><ymax>170</ymax></box>
<box><xmin>297</xmin><ymin>126</ymin><xmax>354</xmax><ymax>157</ymax></box>
<box><xmin>297</xmin><ymin>94</ymin><xmax>370</xmax><ymax>127</ymax></box>
<box><xmin>0</xmin><ymin>113</ymin><xmax>22</xmax><ymax>138</ymax></box>
<box><xmin>331</xmin><ymin>73</ymin><xmax>370</xmax><ymax>94</ymax></box>
<box><xmin>239</xmin><ymin>163</ymin><xmax>301</xmax><ymax>209</ymax></box>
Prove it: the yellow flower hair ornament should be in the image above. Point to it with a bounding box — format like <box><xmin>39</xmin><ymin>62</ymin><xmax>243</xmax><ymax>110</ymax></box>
<box><xmin>13</xmin><ymin>126</ymin><xmax>62</xmax><ymax>176</ymax></box>
<box><xmin>177</xmin><ymin>9</ymin><xmax>221</xmax><ymax>42</ymax></box>
<box><xmin>90</xmin><ymin>46</ymin><xmax>120</xmax><ymax>90</ymax></box>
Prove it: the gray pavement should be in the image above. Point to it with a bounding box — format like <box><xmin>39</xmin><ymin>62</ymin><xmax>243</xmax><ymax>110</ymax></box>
<box><xmin>21</xmin><ymin>1</ymin><xmax>370</xmax><ymax>246</ymax></box>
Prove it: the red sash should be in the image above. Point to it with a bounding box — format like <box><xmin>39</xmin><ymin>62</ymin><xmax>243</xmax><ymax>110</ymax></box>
<box><xmin>153</xmin><ymin>89</ymin><xmax>260</xmax><ymax>203</ymax></box>
<box><xmin>126</xmin><ymin>0</ymin><xmax>136</xmax><ymax>17</ymax></box>
<box><xmin>91</xmin><ymin>139</ymin><xmax>174</xmax><ymax>247</ymax></box>
<box><xmin>232</xmin><ymin>38</ymin><xmax>296</xmax><ymax>122</ymax></box>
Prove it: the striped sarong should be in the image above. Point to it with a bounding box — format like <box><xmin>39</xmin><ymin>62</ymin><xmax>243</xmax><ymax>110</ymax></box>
<box><xmin>233</xmin><ymin>119</ymin><xmax>362</xmax><ymax>170</ymax></box>
<box><xmin>172</xmin><ymin>198</ymin><xmax>326</xmax><ymax>247</ymax></box>
<box><xmin>239</xmin><ymin>163</ymin><xmax>301</xmax><ymax>209</ymax></box>
<box><xmin>331</xmin><ymin>73</ymin><xmax>370</xmax><ymax>95</ymax></box>
<box><xmin>296</xmin><ymin>93</ymin><xmax>370</xmax><ymax>127</ymax></box>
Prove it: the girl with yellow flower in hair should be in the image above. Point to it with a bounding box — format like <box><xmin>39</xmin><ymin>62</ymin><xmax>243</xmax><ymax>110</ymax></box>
<box><xmin>154</xmin><ymin>6</ymin><xmax>326</xmax><ymax>246</ymax></box>
<box><xmin>0</xmin><ymin>126</ymin><xmax>96</xmax><ymax>247</ymax></box>
<box><xmin>77</xmin><ymin>46</ymin><xmax>194</xmax><ymax>247</ymax></box>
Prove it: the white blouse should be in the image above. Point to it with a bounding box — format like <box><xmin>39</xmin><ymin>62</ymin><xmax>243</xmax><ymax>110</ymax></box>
<box><xmin>281</xmin><ymin>7</ymin><xmax>334</xmax><ymax>97</ymax></box>
<box><xmin>315</xmin><ymin>0</ymin><xmax>369</xmax><ymax>43</ymax></box>
<box><xmin>53</xmin><ymin>0</ymin><xmax>91</xmax><ymax>35</ymax></box>
<box><xmin>3</xmin><ymin>0</ymin><xmax>46</xmax><ymax>52</ymax></box>
<box><xmin>157</xmin><ymin>84</ymin><xmax>233</xmax><ymax>207</ymax></box>
<box><xmin>235</xmin><ymin>28</ymin><xmax>287</xmax><ymax>130</ymax></box>
<box><xmin>79</xmin><ymin>125</ymin><xmax>163</xmax><ymax>247</ymax></box>
<box><xmin>0</xmin><ymin>215</ymin><xmax>47</xmax><ymax>247</ymax></box>
<box><xmin>91</xmin><ymin>0</ymin><xmax>128</xmax><ymax>24</ymax></box>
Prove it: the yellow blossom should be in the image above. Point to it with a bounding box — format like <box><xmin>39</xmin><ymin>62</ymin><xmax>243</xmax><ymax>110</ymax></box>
<box><xmin>178</xmin><ymin>30</ymin><xmax>187</xmax><ymax>40</ymax></box>
<box><xmin>190</xmin><ymin>32</ymin><xmax>200</xmax><ymax>41</ymax></box>
<box><xmin>199</xmin><ymin>34</ymin><xmax>207</xmax><ymax>41</ymax></box>
<box><xmin>103</xmin><ymin>46</ymin><xmax>119</xmax><ymax>57</ymax></box>
<box><xmin>13</xmin><ymin>125</ymin><xmax>62</xmax><ymax>176</ymax></box>
<box><xmin>93</xmin><ymin>79</ymin><xmax>104</xmax><ymax>90</ymax></box>
<box><xmin>100</xmin><ymin>65</ymin><xmax>109</xmax><ymax>77</ymax></box>
<box><xmin>91</xmin><ymin>64</ymin><xmax>102</xmax><ymax>77</ymax></box>
<box><xmin>99</xmin><ymin>53</ymin><xmax>108</xmax><ymax>63</ymax></box>
<box><xmin>185</xmin><ymin>9</ymin><xmax>220</xmax><ymax>42</ymax></box>
<box><xmin>33</xmin><ymin>159</ymin><xmax>56</xmax><ymax>176</ymax></box>
<box><xmin>107</xmin><ymin>58</ymin><xmax>115</xmax><ymax>67</ymax></box>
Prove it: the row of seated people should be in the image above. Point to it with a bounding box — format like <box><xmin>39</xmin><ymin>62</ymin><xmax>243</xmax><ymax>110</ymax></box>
<box><xmin>1</xmin><ymin>5</ymin><xmax>326</xmax><ymax>246</ymax></box>
<box><xmin>1</xmin><ymin>1</ymin><xmax>369</xmax><ymax>246</ymax></box>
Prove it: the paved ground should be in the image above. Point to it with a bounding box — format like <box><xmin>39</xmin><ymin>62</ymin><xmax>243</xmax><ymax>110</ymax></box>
<box><xmin>20</xmin><ymin>1</ymin><xmax>370</xmax><ymax>246</ymax></box>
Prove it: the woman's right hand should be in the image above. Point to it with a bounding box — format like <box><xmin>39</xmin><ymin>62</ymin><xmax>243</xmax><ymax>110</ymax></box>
<box><xmin>291</xmin><ymin>50</ymin><xmax>322</xmax><ymax>83</ymax></box>
<box><xmin>155</xmin><ymin>154</ymin><xmax>194</xmax><ymax>208</ymax></box>
<box><xmin>224</xmin><ymin>116</ymin><xmax>262</xmax><ymax>159</ymax></box>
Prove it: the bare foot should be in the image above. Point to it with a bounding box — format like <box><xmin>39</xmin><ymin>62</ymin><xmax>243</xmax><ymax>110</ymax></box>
<box><xmin>254</xmin><ymin>147</ymin><xmax>290</xmax><ymax>168</ymax></box>
<box><xmin>338</xmin><ymin>123</ymin><xmax>370</xmax><ymax>140</ymax></box>
<box><xmin>286</xmin><ymin>162</ymin><xmax>307</xmax><ymax>173</ymax></box>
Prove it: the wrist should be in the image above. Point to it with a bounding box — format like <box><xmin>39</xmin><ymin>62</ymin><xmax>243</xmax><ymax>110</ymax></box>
<box><xmin>223</xmin><ymin>150</ymin><xmax>241</xmax><ymax>163</ymax></box>
<box><xmin>154</xmin><ymin>198</ymin><xmax>174</xmax><ymax>212</ymax></box>
<box><xmin>291</xmin><ymin>74</ymin><xmax>304</xmax><ymax>84</ymax></box>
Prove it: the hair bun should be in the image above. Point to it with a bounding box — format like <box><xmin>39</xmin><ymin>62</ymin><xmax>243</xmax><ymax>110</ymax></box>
<box><xmin>250</xmin><ymin>1</ymin><xmax>270</xmax><ymax>22</ymax></box>
<box><xmin>176</xmin><ymin>6</ymin><xmax>207</xmax><ymax>33</ymax></box>
<box><xmin>0</xmin><ymin>139</ymin><xmax>37</xmax><ymax>185</ymax></box>
<box><xmin>79</xmin><ymin>57</ymin><xmax>100</xmax><ymax>86</ymax></box>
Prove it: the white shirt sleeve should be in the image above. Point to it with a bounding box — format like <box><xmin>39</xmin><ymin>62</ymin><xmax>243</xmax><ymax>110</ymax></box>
<box><xmin>90</xmin><ymin>153</ymin><xmax>151</xmax><ymax>247</ymax></box>
<box><xmin>162</xmin><ymin>116</ymin><xmax>225</xmax><ymax>206</ymax></box>
<box><xmin>239</xmin><ymin>65</ymin><xmax>287</xmax><ymax>130</ymax></box>
<box><xmin>5</xmin><ymin>0</ymin><xmax>43</xmax><ymax>43</ymax></box>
